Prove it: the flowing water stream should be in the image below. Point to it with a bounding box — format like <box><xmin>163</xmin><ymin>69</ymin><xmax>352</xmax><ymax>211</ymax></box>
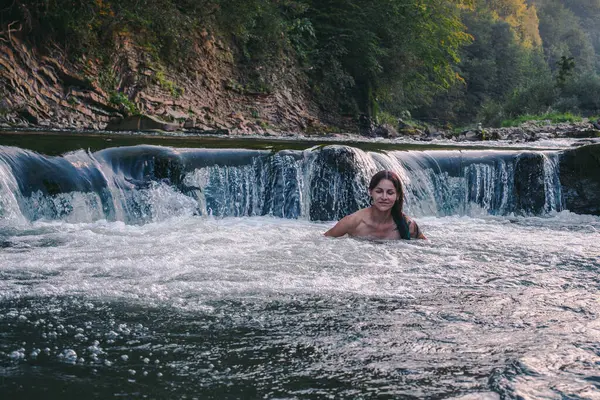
<box><xmin>0</xmin><ymin>135</ymin><xmax>598</xmax><ymax>399</ymax></box>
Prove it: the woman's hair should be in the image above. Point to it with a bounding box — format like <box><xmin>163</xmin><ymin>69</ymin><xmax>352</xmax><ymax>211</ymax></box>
<box><xmin>368</xmin><ymin>170</ymin><xmax>410</xmax><ymax>239</ymax></box>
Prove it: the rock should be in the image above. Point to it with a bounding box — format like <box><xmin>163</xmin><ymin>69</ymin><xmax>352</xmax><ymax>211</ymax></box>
<box><xmin>17</xmin><ymin>106</ymin><xmax>39</xmax><ymax>125</ymax></box>
<box><xmin>105</xmin><ymin>115</ymin><xmax>179</xmax><ymax>132</ymax></box>
<box><xmin>559</xmin><ymin>143</ymin><xmax>600</xmax><ymax>215</ymax></box>
<box><xmin>309</xmin><ymin>146</ymin><xmax>366</xmax><ymax>221</ymax></box>
<box><xmin>513</xmin><ymin>153</ymin><xmax>547</xmax><ymax>215</ymax></box>
<box><xmin>397</xmin><ymin>118</ymin><xmax>409</xmax><ymax>130</ymax></box>
<box><xmin>183</xmin><ymin>118</ymin><xmax>196</xmax><ymax>129</ymax></box>
<box><xmin>358</xmin><ymin>114</ymin><xmax>374</xmax><ymax>137</ymax></box>
<box><xmin>425</xmin><ymin>125</ymin><xmax>444</xmax><ymax>139</ymax></box>
<box><xmin>456</xmin><ymin>130</ymin><xmax>481</xmax><ymax>141</ymax></box>
<box><xmin>565</xmin><ymin>129</ymin><xmax>599</xmax><ymax>138</ymax></box>
<box><xmin>399</xmin><ymin>127</ymin><xmax>423</xmax><ymax>137</ymax></box>
<box><xmin>201</xmin><ymin>128</ymin><xmax>229</xmax><ymax>135</ymax></box>
<box><xmin>373</xmin><ymin>123</ymin><xmax>398</xmax><ymax>138</ymax></box>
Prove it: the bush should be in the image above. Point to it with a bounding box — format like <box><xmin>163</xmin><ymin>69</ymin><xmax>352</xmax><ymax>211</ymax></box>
<box><xmin>559</xmin><ymin>73</ymin><xmax>600</xmax><ymax>115</ymax></box>
<box><xmin>501</xmin><ymin>111</ymin><xmax>582</xmax><ymax>127</ymax></box>
<box><xmin>477</xmin><ymin>100</ymin><xmax>505</xmax><ymax>127</ymax></box>
<box><xmin>504</xmin><ymin>79</ymin><xmax>558</xmax><ymax>117</ymax></box>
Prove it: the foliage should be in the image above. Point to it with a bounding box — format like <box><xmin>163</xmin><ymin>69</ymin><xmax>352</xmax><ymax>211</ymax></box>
<box><xmin>109</xmin><ymin>92</ymin><xmax>138</xmax><ymax>116</ymax></box>
<box><xmin>155</xmin><ymin>70</ymin><xmax>184</xmax><ymax>99</ymax></box>
<box><xmin>5</xmin><ymin>0</ymin><xmax>600</xmax><ymax>128</ymax></box>
<box><xmin>500</xmin><ymin>111</ymin><xmax>582</xmax><ymax>127</ymax></box>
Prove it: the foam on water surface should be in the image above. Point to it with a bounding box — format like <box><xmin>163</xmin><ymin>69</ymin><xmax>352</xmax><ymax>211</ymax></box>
<box><xmin>1</xmin><ymin>214</ymin><xmax>599</xmax><ymax>398</ymax></box>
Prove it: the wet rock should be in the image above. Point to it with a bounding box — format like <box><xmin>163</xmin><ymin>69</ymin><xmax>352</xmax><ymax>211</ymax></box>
<box><xmin>202</xmin><ymin>128</ymin><xmax>229</xmax><ymax>135</ymax></box>
<box><xmin>309</xmin><ymin>146</ymin><xmax>367</xmax><ymax>221</ymax></box>
<box><xmin>513</xmin><ymin>153</ymin><xmax>546</xmax><ymax>215</ymax></box>
<box><xmin>559</xmin><ymin>143</ymin><xmax>600</xmax><ymax>215</ymax></box>
<box><xmin>106</xmin><ymin>115</ymin><xmax>179</xmax><ymax>132</ymax></box>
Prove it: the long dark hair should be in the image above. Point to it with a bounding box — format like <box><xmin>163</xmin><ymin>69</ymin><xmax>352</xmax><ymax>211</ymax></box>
<box><xmin>368</xmin><ymin>170</ymin><xmax>410</xmax><ymax>239</ymax></box>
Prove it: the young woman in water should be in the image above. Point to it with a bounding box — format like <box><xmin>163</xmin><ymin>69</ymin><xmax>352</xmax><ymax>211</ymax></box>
<box><xmin>324</xmin><ymin>170</ymin><xmax>426</xmax><ymax>240</ymax></box>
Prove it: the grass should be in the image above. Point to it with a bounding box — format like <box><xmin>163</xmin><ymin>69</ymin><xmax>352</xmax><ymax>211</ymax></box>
<box><xmin>109</xmin><ymin>92</ymin><xmax>139</xmax><ymax>116</ymax></box>
<box><xmin>155</xmin><ymin>70</ymin><xmax>184</xmax><ymax>99</ymax></box>
<box><xmin>501</xmin><ymin>112</ymin><xmax>582</xmax><ymax>127</ymax></box>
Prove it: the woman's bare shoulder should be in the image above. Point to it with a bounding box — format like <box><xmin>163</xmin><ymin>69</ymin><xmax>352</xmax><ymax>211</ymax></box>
<box><xmin>324</xmin><ymin>208</ymin><xmax>368</xmax><ymax>237</ymax></box>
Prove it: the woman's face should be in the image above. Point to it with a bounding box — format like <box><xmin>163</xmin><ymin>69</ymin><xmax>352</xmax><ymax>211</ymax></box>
<box><xmin>369</xmin><ymin>179</ymin><xmax>398</xmax><ymax>211</ymax></box>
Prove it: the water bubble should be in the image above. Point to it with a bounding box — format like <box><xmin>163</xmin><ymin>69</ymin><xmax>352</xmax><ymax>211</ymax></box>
<box><xmin>87</xmin><ymin>342</ymin><xmax>104</xmax><ymax>355</ymax></box>
<box><xmin>9</xmin><ymin>349</ymin><xmax>25</xmax><ymax>360</ymax></box>
<box><xmin>118</xmin><ymin>324</ymin><xmax>130</xmax><ymax>335</ymax></box>
<box><xmin>74</xmin><ymin>333</ymin><xmax>87</xmax><ymax>341</ymax></box>
<box><xmin>60</xmin><ymin>349</ymin><xmax>78</xmax><ymax>364</ymax></box>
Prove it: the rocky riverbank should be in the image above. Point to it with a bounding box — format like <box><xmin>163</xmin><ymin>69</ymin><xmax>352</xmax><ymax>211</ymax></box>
<box><xmin>2</xmin><ymin>35</ymin><xmax>600</xmax><ymax>143</ymax></box>
<box><xmin>0</xmin><ymin>33</ymin><xmax>327</xmax><ymax>137</ymax></box>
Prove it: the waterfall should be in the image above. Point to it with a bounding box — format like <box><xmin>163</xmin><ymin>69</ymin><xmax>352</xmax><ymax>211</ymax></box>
<box><xmin>0</xmin><ymin>144</ymin><xmax>564</xmax><ymax>224</ymax></box>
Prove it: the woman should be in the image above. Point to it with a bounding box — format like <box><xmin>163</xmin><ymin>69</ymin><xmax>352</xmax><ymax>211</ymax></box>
<box><xmin>324</xmin><ymin>170</ymin><xmax>426</xmax><ymax>240</ymax></box>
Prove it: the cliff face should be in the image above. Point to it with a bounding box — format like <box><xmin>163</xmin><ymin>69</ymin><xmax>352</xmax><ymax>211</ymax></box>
<box><xmin>0</xmin><ymin>32</ymin><xmax>321</xmax><ymax>134</ymax></box>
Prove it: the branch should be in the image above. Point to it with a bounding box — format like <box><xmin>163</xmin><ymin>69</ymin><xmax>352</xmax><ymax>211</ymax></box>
<box><xmin>0</xmin><ymin>21</ymin><xmax>22</xmax><ymax>43</ymax></box>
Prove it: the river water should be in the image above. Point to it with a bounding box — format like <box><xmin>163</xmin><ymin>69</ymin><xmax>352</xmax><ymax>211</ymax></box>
<box><xmin>0</xmin><ymin>134</ymin><xmax>599</xmax><ymax>399</ymax></box>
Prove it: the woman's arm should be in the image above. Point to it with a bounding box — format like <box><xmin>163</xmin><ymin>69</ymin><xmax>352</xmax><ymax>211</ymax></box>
<box><xmin>324</xmin><ymin>214</ymin><xmax>359</xmax><ymax>237</ymax></box>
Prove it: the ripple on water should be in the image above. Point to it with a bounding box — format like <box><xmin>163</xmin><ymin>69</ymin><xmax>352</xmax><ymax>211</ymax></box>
<box><xmin>0</xmin><ymin>214</ymin><xmax>599</xmax><ymax>397</ymax></box>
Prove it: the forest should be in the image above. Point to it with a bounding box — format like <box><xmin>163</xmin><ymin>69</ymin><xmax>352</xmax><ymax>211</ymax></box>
<box><xmin>2</xmin><ymin>0</ymin><xmax>600</xmax><ymax>128</ymax></box>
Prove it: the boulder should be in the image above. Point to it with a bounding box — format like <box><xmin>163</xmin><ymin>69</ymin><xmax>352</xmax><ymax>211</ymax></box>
<box><xmin>455</xmin><ymin>130</ymin><xmax>481</xmax><ymax>141</ymax></box>
<box><xmin>309</xmin><ymin>146</ymin><xmax>367</xmax><ymax>221</ymax></box>
<box><xmin>105</xmin><ymin>115</ymin><xmax>180</xmax><ymax>132</ymax></box>
<box><xmin>513</xmin><ymin>153</ymin><xmax>547</xmax><ymax>215</ymax></box>
<box><xmin>559</xmin><ymin>143</ymin><xmax>600</xmax><ymax>215</ymax></box>
<box><xmin>373</xmin><ymin>123</ymin><xmax>399</xmax><ymax>138</ymax></box>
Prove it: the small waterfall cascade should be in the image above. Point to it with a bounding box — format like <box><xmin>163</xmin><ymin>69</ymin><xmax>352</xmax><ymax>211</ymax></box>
<box><xmin>0</xmin><ymin>144</ymin><xmax>564</xmax><ymax>225</ymax></box>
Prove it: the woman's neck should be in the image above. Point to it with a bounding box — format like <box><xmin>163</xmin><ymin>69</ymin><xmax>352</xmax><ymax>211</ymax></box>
<box><xmin>369</xmin><ymin>206</ymin><xmax>393</xmax><ymax>224</ymax></box>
